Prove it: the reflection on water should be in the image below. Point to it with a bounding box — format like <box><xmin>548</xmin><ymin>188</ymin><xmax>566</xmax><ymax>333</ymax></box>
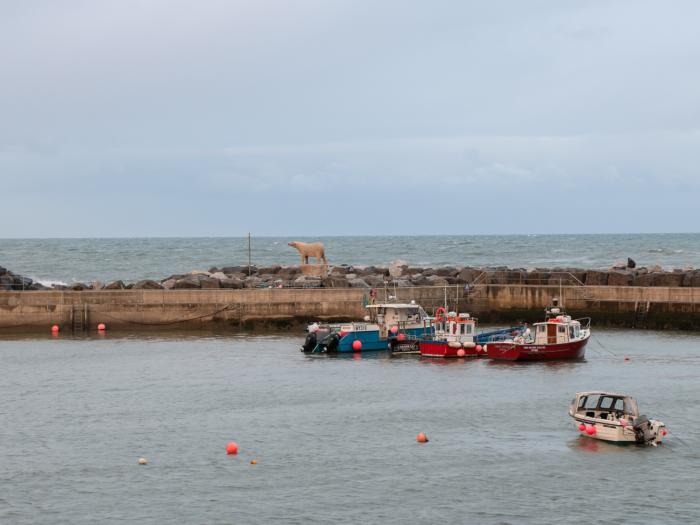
<box><xmin>1</xmin><ymin>327</ymin><xmax>700</xmax><ymax>524</ymax></box>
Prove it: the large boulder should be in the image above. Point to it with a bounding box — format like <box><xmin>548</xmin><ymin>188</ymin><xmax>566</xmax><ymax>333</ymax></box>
<box><xmin>426</xmin><ymin>275</ymin><xmax>449</xmax><ymax>287</ymax></box>
<box><xmin>172</xmin><ymin>276</ymin><xmax>201</xmax><ymax>289</ymax></box>
<box><xmin>456</xmin><ymin>267</ymin><xmax>481</xmax><ymax>284</ymax></box>
<box><xmin>436</xmin><ymin>266</ymin><xmax>459</xmax><ymax>277</ymax></box>
<box><xmin>684</xmin><ymin>270</ymin><xmax>700</xmax><ymax>287</ymax></box>
<box><xmin>364</xmin><ymin>275</ymin><xmax>386</xmax><ymax>287</ymax></box>
<box><xmin>133</xmin><ymin>280</ymin><xmax>164</xmax><ymax>290</ymax></box>
<box><xmin>410</xmin><ymin>274</ymin><xmax>430</xmax><ymax>286</ymax></box>
<box><xmin>199</xmin><ymin>276</ymin><xmax>221</xmax><ymax>289</ymax></box>
<box><xmin>258</xmin><ymin>265</ymin><xmax>282</xmax><ymax>275</ymax></box>
<box><xmin>607</xmin><ymin>270</ymin><xmax>633</xmax><ymax>286</ymax></box>
<box><xmin>103</xmin><ymin>280</ymin><xmax>126</xmax><ymax>290</ymax></box>
<box><xmin>389</xmin><ymin>260</ymin><xmax>408</xmax><ymax>278</ymax></box>
<box><xmin>294</xmin><ymin>275</ymin><xmax>322</xmax><ymax>288</ymax></box>
<box><xmin>585</xmin><ymin>271</ymin><xmax>608</xmax><ymax>286</ymax></box>
<box><xmin>70</xmin><ymin>282</ymin><xmax>90</xmax><ymax>291</ymax></box>
<box><xmin>222</xmin><ymin>265</ymin><xmax>252</xmax><ymax>275</ymax></box>
<box><xmin>651</xmin><ymin>272</ymin><xmax>685</xmax><ymax>287</ymax></box>
<box><xmin>0</xmin><ymin>275</ymin><xmax>13</xmax><ymax>290</ymax></box>
<box><xmin>219</xmin><ymin>277</ymin><xmax>244</xmax><ymax>289</ymax></box>
<box><xmin>329</xmin><ymin>266</ymin><xmax>349</xmax><ymax>277</ymax></box>
<box><xmin>321</xmin><ymin>277</ymin><xmax>350</xmax><ymax>288</ymax></box>
<box><xmin>348</xmin><ymin>278</ymin><xmax>370</xmax><ymax>288</ymax></box>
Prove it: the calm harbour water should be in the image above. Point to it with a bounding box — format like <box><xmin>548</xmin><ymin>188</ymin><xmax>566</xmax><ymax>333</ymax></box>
<box><xmin>2</xmin><ymin>328</ymin><xmax>700</xmax><ymax>524</ymax></box>
<box><xmin>0</xmin><ymin>233</ymin><xmax>699</xmax><ymax>285</ymax></box>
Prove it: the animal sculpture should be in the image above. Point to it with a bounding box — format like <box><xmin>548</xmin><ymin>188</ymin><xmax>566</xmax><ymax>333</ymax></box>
<box><xmin>288</xmin><ymin>241</ymin><xmax>327</xmax><ymax>265</ymax></box>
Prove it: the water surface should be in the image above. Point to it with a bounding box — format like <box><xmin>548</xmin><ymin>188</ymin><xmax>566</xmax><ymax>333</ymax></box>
<box><xmin>1</xmin><ymin>329</ymin><xmax>700</xmax><ymax>524</ymax></box>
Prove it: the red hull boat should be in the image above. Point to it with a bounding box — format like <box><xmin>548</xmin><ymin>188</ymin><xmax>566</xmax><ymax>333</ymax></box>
<box><xmin>419</xmin><ymin>340</ymin><xmax>483</xmax><ymax>358</ymax></box>
<box><xmin>486</xmin><ymin>334</ymin><xmax>589</xmax><ymax>361</ymax></box>
<box><xmin>486</xmin><ymin>299</ymin><xmax>591</xmax><ymax>361</ymax></box>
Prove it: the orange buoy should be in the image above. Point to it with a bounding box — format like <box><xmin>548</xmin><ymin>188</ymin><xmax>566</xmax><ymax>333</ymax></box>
<box><xmin>97</xmin><ymin>323</ymin><xmax>106</xmax><ymax>331</ymax></box>
<box><xmin>250</xmin><ymin>459</ymin><xmax>258</xmax><ymax>464</ymax></box>
<box><xmin>138</xmin><ymin>457</ymin><xmax>148</xmax><ymax>465</ymax></box>
<box><xmin>352</xmin><ymin>340</ymin><xmax>362</xmax><ymax>351</ymax></box>
<box><xmin>416</xmin><ymin>432</ymin><xmax>428</xmax><ymax>443</ymax></box>
<box><xmin>226</xmin><ymin>442</ymin><xmax>238</xmax><ymax>455</ymax></box>
<box><xmin>51</xmin><ymin>325</ymin><xmax>59</xmax><ymax>333</ymax></box>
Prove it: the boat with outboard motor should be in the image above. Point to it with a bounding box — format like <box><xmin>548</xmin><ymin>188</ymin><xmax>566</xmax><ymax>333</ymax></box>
<box><xmin>485</xmin><ymin>299</ymin><xmax>590</xmax><ymax>361</ymax></box>
<box><xmin>569</xmin><ymin>391</ymin><xmax>667</xmax><ymax>446</ymax></box>
<box><xmin>418</xmin><ymin>309</ymin><xmax>526</xmax><ymax>358</ymax></box>
<box><xmin>300</xmin><ymin>302</ymin><xmax>431</xmax><ymax>353</ymax></box>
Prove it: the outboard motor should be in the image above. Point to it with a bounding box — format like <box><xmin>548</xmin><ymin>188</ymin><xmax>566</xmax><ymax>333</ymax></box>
<box><xmin>301</xmin><ymin>331</ymin><xmax>318</xmax><ymax>353</ymax></box>
<box><xmin>319</xmin><ymin>332</ymin><xmax>340</xmax><ymax>353</ymax></box>
<box><xmin>633</xmin><ymin>415</ymin><xmax>654</xmax><ymax>445</ymax></box>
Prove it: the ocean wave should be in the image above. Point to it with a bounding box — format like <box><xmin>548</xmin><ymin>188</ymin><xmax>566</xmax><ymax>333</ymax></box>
<box><xmin>32</xmin><ymin>277</ymin><xmax>68</xmax><ymax>287</ymax></box>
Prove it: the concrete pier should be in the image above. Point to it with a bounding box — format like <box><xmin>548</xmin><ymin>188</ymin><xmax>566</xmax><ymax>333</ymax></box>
<box><xmin>0</xmin><ymin>284</ymin><xmax>698</xmax><ymax>332</ymax></box>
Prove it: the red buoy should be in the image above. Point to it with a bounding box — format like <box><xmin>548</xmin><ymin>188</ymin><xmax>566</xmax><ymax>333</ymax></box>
<box><xmin>226</xmin><ymin>442</ymin><xmax>238</xmax><ymax>455</ymax></box>
<box><xmin>586</xmin><ymin>425</ymin><xmax>597</xmax><ymax>435</ymax></box>
<box><xmin>662</xmin><ymin>429</ymin><xmax>668</xmax><ymax>436</ymax></box>
<box><xmin>578</xmin><ymin>423</ymin><xmax>586</xmax><ymax>431</ymax></box>
<box><xmin>397</xmin><ymin>333</ymin><xmax>406</xmax><ymax>342</ymax></box>
<box><xmin>416</xmin><ymin>432</ymin><xmax>428</xmax><ymax>443</ymax></box>
<box><xmin>476</xmin><ymin>345</ymin><xmax>483</xmax><ymax>353</ymax></box>
<box><xmin>390</xmin><ymin>326</ymin><xmax>398</xmax><ymax>334</ymax></box>
<box><xmin>51</xmin><ymin>325</ymin><xmax>59</xmax><ymax>333</ymax></box>
<box><xmin>457</xmin><ymin>348</ymin><xmax>466</xmax><ymax>357</ymax></box>
<box><xmin>352</xmin><ymin>340</ymin><xmax>362</xmax><ymax>351</ymax></box>
<box><xmin>97</xmin><ymin>323</ymin><xmax>106</xmax><ymax>331</ymax></box>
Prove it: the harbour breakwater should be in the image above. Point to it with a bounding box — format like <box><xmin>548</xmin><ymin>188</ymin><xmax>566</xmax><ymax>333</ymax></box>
<box><xmin>3</xmin><ymin>262</ymin><xmax>700</xmax><ymax>291</ymax></box>
<box><xmin>0</xmin><ymin>263</ymin><xmax>699</xmax><ymax>332</ymax></box>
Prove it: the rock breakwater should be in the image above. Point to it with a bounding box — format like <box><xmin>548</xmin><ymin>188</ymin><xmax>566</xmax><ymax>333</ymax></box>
<box><xmin>2</xmin><ymin>263</ymin><xmax>700</xmax><ymax>291</ymax></box>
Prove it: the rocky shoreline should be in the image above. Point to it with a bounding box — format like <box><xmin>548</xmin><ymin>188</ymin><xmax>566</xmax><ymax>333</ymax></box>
<box><xmin>2</xmin><ymin>261</ymin><xmax>700</xmax><ymax>291</ymax></box>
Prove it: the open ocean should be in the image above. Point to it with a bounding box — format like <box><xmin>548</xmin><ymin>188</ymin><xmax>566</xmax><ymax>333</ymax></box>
<box><xmin>0</xmin><ymin>233</ymin><xmax>698</xmax><ymax>285</ymax></box>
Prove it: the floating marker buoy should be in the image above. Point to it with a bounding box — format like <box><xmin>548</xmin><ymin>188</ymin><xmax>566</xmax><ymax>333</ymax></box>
<box><xmin>138</xmin><ymin>457</ymin><xmax>147</xmax><ymax>465</ymax></box>
<box><xmin>226</xmin><ymin>442</ymin><xmax>238</xmax><ymax>455</ymax></box>
<box><xmin>457</xmin><ymin>348</ymin><xmax>466</xmax><ymax>357</ymax></box>
<box><xmin>250</xmin><ymin>459</ymin><xmax>258</xmax><ymax>464</ymax></box>
<box><xmin>416</xmin><ymin>432</ymin><xmax>428</xmax><ymax>443</ymax></box>
<box><xmin>97</xmin><ymin>323</ymin><xmax>106</xmax><ymax>331</ymax></box>
<box><xmin>352</xmin><ymin>340</ymin><xmax>362</xmax><ymax>351</ymax></box>
<box><xmin>578</xmin><ymin>423</ymin><xmax>586</xmax><ymax>431</ymax></box>
<box><xmin>51</xmin><ymin>325</ymin><xmax>59</xmax><ymax>333</ymax></box>
<box><xmin>624</xmin><ymin>357</ymin><xmax>630</xmax><ymax>361</ymax></box>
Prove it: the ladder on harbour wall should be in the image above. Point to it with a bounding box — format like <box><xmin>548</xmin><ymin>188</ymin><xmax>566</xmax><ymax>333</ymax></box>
<box><xmin>634</xmin><ymin>301</ymin><xmax>650</xmax><ymax>328</ymax></box>
<box><xmin>71</xmin><ymin>304</ymin><xmax>87</xmax><ymax>333</ymax></box>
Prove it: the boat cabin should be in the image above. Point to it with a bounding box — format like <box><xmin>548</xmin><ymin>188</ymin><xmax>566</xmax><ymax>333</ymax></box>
<box><xmin>432</xmin><ymin>312</ymin><xmax>476</xmax><ymax>343</ymax></box>
<box><xmin>532</xmin><ymin>315</ymin><xmax>585</xmax><ymax>345</ymax></box>
<box><xmin>569</xmin><ymin>391</ymin><xmax>640</xmax><ymax>422</ymax></box>
<box><xmin>363</xmin><ymin>303</ymin><xmax>429</xmax><ymax>338</ymax></box>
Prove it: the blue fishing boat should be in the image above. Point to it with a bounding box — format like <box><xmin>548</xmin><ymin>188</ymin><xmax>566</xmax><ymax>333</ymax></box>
<box><xmin>300</xmin><ymin>302</ymin><xmax>432</xmax><ymax>353</ymax></box>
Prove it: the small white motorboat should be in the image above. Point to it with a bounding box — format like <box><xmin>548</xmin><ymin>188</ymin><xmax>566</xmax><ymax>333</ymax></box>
<box><xmin>569</xmin><ymin>391</ymin><xmax>667</xmax><ymax>446</ymax></box>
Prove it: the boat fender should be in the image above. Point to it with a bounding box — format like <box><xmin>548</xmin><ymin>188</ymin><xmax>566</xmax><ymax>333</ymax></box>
<box><xmin>448</xmin><ymin>341</ymin><xmax>462</xmax><ymax>349</ymax></box>
<box><xmin>462</xmin><ymin>341</ymin><xmax>476</xmax><ymax>349</ymax></box>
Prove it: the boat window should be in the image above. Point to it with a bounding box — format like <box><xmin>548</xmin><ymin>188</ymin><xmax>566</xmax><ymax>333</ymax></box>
<box><xmin>614</xmin><ymin>399</ymin><xmax>624</xmax><ymax>411</ymax></box>
<box><xmin>583</xmin><ymin>395</ymin><xmax>601</xmax><ymax>409</ymax></box>
<box><xmin>569</xmin><ymin>326</ymin><xmax>575</xmax><ymax>339</ymax></box>
<box><xmin>577</xmin><ymin>396</ymin><xmax>587</xmax><ymax>409</ymax></box>
<box><xmin>600</xmin><ymin>397</ymin><xmax>614</xmax><ymax>410</ymax></box>
<box><xmin>558</xmin><ymin>325</ymin><xmax>566</xmax><ymax>333</ymax></box>
<box><xmin>537</xmin><ymin>325</ymin><xmax>546</xmax><ymax>333</ymax></box>
<box><xmin>466</xmin><ymin>324</ymin><xmax>473</xmax><ymax>334</ymax></box>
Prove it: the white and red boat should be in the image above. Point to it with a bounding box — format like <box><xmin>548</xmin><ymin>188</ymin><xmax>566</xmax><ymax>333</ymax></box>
<box><xmin>418</xmin><ymin>309</ymin><xmax>525</xmax><ymax>358</ymax></box>
<box><xmin>486</xmin><ymin>302</ymin><xmax>590</xmax><ymax>361</ymax></box>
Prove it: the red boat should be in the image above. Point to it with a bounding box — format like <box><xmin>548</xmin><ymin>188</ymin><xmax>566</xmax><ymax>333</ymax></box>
<box><xmin>419</xmin><ymin>311</ymin><xmax>483</xmax><ymax>358</ymax></box>
<box><xmin>486</xmin><ymin>302</ymin><xmax>591</xmax><ymax>361</ymax></box>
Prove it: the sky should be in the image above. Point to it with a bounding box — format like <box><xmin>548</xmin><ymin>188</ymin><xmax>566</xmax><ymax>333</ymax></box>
<box><xmin>1</xmin><ymin>0</ymin><xmax>699</xmax><ymax>237</ymax></box>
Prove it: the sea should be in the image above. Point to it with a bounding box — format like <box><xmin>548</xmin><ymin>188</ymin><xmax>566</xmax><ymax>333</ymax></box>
<box><xmin>2</xmin><ymin>329</ymin><xmax>700</xmax><ymax>524</ymax></box>
<box><xmin>1</xmin><ymin>233</ymin><xmax>699</xmax><ymax>285</ymax></box>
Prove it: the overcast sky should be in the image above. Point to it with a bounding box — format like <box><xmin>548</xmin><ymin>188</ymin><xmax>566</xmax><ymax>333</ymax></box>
<box><xmin>1</xmin><ymin>0</ymin><xmax>699</xmax><ymax>237</ymax></box>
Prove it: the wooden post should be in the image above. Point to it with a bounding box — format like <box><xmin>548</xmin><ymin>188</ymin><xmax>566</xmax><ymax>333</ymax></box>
<box><xmin>248</xmin><ymin>232</ymin><xmax>251</xmax><ymax>276</ymax></box>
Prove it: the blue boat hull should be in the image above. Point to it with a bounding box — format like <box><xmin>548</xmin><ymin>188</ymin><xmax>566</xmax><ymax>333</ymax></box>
<box><xmin>336</xmin><ymin>327</ymin><xmax>428</xmax><ymax>352</ymax></box>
